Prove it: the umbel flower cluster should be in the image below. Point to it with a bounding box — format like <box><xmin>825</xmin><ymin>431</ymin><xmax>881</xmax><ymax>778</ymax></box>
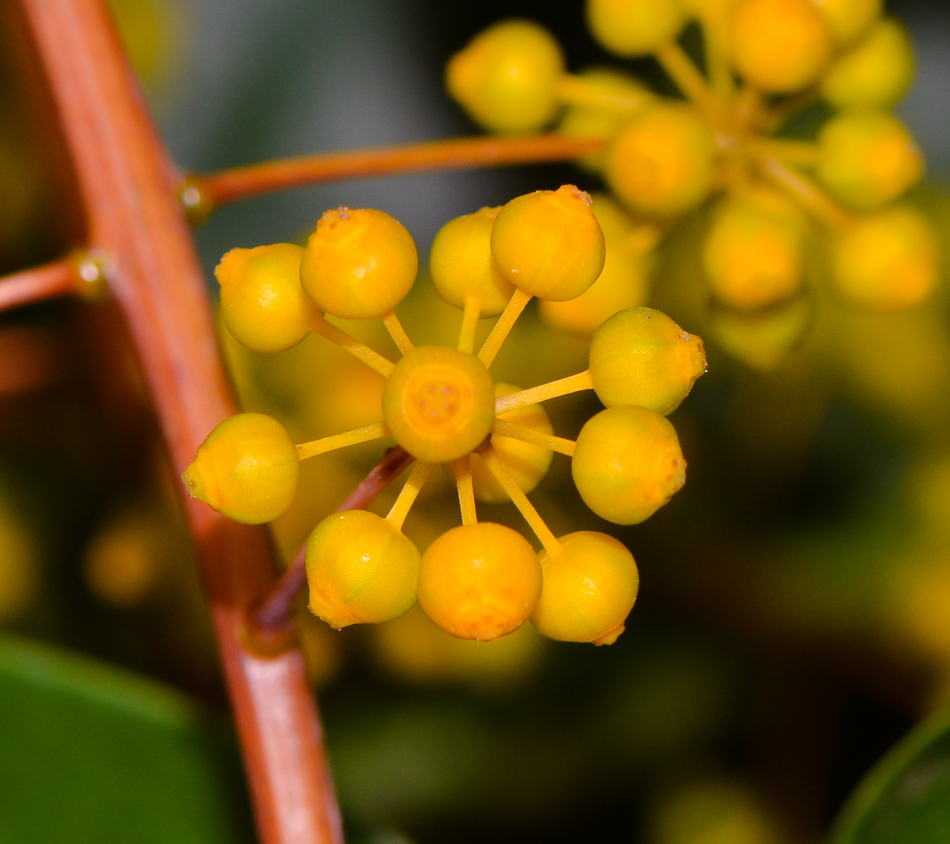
<box><xmin>447</xmin><ymin>0</ymin><xmax>938</xmax><ymax>357</ymax></box>
<box><xmin>183</xmin><ymin>186</ymin><xmax>706</xmax><ymax>645</ymax></box>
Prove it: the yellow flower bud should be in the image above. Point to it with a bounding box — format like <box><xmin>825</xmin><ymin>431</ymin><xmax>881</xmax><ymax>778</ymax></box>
<box><xmin>306</xmin><ymin>510</ymin><xmax>420</xmax><ymax>629</ymax></box>
<box><xmin>822</xmin><ymin>18</ymin><xmax>914</xmax><ymax>109</ymax></box>
<box><xmin>300</xmin><ymin>207</ymin><xmax>418</xmax><ymax>319</ymax></box>
<box><xmin>382</xmin><ymin>346</ymin><xmax>496</xmax><ymax>462</ymax></box>
<box><xmin>418</xmin><ymin>523</ymin><xmax>542</xmax><ymax>641</ymax></box>
<box><xmin>182</xmin><ymin>413</ymin><xmax>299</xmax><ymax>524</ymax></box>
<box><xmin>216</xmin><ymin>243</ymin><xmax>318</xmax><ymax>353</ymax></box>
<box><xmin>703</xmin><ymin>193</ymin><xmax>806</xmax><ymax>309</ymax></box>
<box><xmin>811</xmin><ymin>0</ymin><xmax>881</xmax><ymax>46</ymax></box>
<box><xmin>730</xmin><ymin>0</ymin><xmax>833</xmax><ymax>93</ymax></box>
<box><xmin>490</xmin><ymin>185</ymin><xmax>606</xmax><ymax>301</ymax></box>
<box><xmin>832</xmin><ymin>205</ymin><xmax>939</xmax><ymax>309</ymax></box>
<box><xmin>429</xmin><ymin>206</ymin><xmax>515</xmax><ymax>316</ymax></box>
<box><xmin>586</xmin><ymin>0</ymin><xmax>688</xmax><ymax>57</ymax></box>
<box><xmin>446</xmin><ymin>19</ymin><xmax>565</xmax><ymax>134</ymax></box>
<box><xmin>606</xmin><ymin>103</ymin><xmax>716</xmax><ymax>218</ymax></box>
<box><xmin>572</xmin><ymin>405</ymin><xmax>686</xmax><ymax>524</ymax></box>
<box><xmin>531</xmin><ymin>531</ymin><xmax>639</xmax><ymax>645</ymax></box>
<box><xmin>817</xmin><ymin>111</ymin><xmax>923</xmax><ymax>212</ymax></box>
<box><xmin>589</xmin><ymin>307</ymin><xmax>706</xmax><ymax>414</ymax></box>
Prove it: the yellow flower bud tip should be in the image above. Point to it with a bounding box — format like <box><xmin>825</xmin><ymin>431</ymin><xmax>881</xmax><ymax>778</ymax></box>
<box><xmin>606</xmin><ymin>104</ymin><xmax>716</xmax><ymax>218</ymax></box>
<box><xmin>470</xmin><ymin>383</ymin><xmax>554</xmax><ymax>502</ymax></box>
<box><xmin>446</xmin><ymin>19</ymin><xmax>565</xmax><ymax>134</ymax></box>
<box><xmin>589</xmin><ymin>307</ymin><xmax>706</xmax><ymax>414</ymax></box>
<box><xmin>306</xmin><ymin>510</ymin><xmax>420</xmax><ymax>629</ymax></box>
<box><xmin>182</xmin><ymin>412</ymin><xmax>299</xmax><ymax>524</ymax></box>
<box><xmin>572</xmin><ymin>405</ymin><xmax>686</xmax><ymax>525</ymax></box>
<box><xmin>730</xmin><ymin>0</ymin><xmax>833</xmax><ymax>93</ymax></box>
<box><xmin>300</xmin><ymin>206</ymin><xmax>418</xmax><ymax>319</ymax></box>
<box><xmin>832</xmin><ymin>205</ymin><xmax>939</xmax><ymax>309</ymax></box>
<box><xmin>383</xmin><ymin>345</ymin><xmax>496</xmax><ymax>462</ymax></box>
<box><xmin>429</xmin><ymin>206</ymin><xmax>515</xmax><ymax>317</ymax></box>
<box><xmin>530</xmin><ymin>531</ymin><xmax>639</xmax><ymax>645</ymax></box>
<box><xmin>586</xmin><ymin>0</ymin><xmax>688</xmax><ymax>57</ymax></box>
<box><xmin>817</xmin><ymin>111</ymin><xmax>924</xmax><ymax>212</ymax></box>
<box><xmin>490</xmin><ymin>184</ymin><xmax>606</xmax><ymax>301</ymax></box>
<box><xmin>214</xmin><ymin>247</ymin><xmax>250</xmax><ymax>287</ymax></box>
<box><xmin>821</xmin><ymin>18</ymin><xmax>915</xmax><ymax>110</ymax></box>
<box><xmin>181</xmin><ymin>461</ymin><xmax>210</xmax><ymax>504</ymax></box>
<box><xmin>590</xmin><ymin>623</ymin><xmax>625</xmax><ymax>646</ymax></box>
<box><xmin>216</xmin><ymin>243</ymin><xmax>318</xmax><ymax>353</ymax></box>
<box><xmin>418</xmin><ymin>523</ymin><xmax>542</xmax><ymax>641</ymax></box>
<box><xmin>811</xmin><ymin>0</ymin><xmax>882</xmax><ymax>46</ymax></box>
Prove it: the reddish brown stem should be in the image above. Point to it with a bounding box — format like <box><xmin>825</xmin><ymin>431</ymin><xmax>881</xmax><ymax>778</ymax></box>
<box><xmin>0</xmin><ymin>256</ymin><xmax>84</xmax><ymax>311</ymax></box>
<box><xmin>188</xmin><ymin>134</ymin><xmax>605</xmax><ymax>211</ymax></box>
<box><xmin>16</xmin><ymin>2</ymin><xmax>343</xmax><ymax>842</ymax></box>
<box><xmin>252</xmin><ymin>447</ymin><xmax>415</xmax><ymax>638</ymax></box>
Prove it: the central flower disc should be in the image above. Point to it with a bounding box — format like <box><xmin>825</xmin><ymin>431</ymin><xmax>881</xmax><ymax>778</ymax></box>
<box><xmin>383</xmin><ymin>346</ymin><xmax>496</xmax><ymax>462</ymax></box>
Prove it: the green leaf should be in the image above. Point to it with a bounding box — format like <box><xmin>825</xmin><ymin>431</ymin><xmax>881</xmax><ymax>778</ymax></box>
<box><xmin>830</xmin><ymin>704</ymin><xmax>950</xmax><ymax>844</ymax></box>
<box><xmin>0</xmin><ymin>633</ymin><xmax>256</xmax><ymax>844</ymax></box>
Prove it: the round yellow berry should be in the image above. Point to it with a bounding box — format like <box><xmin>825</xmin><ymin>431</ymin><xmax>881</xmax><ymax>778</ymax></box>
<box><xmin>446</xmin><ymin>19</ymin><xmax>565</xmax><ymax>134</ymax></box>
<box><xmin>306</xmin><ymin>510</ymin><xmax>420</xmax><ymax>629</ymax></box>
<box><xmin>429</xmin><ymin>207</ymin><xmax>515</xmax><ymax>316</ymax></box>
<box><xmin>702</xmin><ymin>194</ymin><xmax>806</xmax><ymax>309</ymax></box>
<box><xmin>530</xmin><ymin>531</ymin><xmax>639</xmax><ymax>645</ymax></box>
<box><xmin>586</xmin><ymin>0</ymin><xmax>688</xmax><ymax>57</ymax></box>
<box><xmin>730</xmin><ymin>0</ymin><xmax>833</xmax><ymax>93</ymax></box>
<box><xmin>182</xmin><ymin>413</ymin><xmax>299</xmax><ymax>524</ymax></box>
<box><xmin>216</xmin><ymin>243</ymin><xmax>318</xmax><ymax>353</ymax></box>
<box><xmin>811</xmin><ymin>0</ymin><xmax>881</xmax><ymax>46</ymax></box>
<box><xmin>418</xmin><ymin>523</ymin><xmax>542</xmax><ymax>641</ymax></box>
<box><xmin>383</xmin><ymin>346</ymin><xmax>496</xmax><ymax>462</ymax></box>
<box><xmin>822</xmin><ymin>17</ymin><xmax>914</xmax><ymax>109</ymax></box>
<box><xmin>540</xmin><ymin>194</ymin><xmax>654</xmax><ymax>334</ymax></box>
<box><xmin>816</xmin><ymin>111</ymin><xmax>924</xmax><ymax>212</ymax></box>
<box><xmin>832</xmin><ymin>206</ymin><xmax>939</xmax><ymax>309</ymax></box>
<box><xmin>572</xmin><ymin>405</ymin><xmax>686</xmax><ymax>524</ymax></box>
<box><xmin>589</xmin><ymin>307</ymin><xmax>706</xmax><ymax>414</ymax></box>
<box><xmin>469</xmin><ymin>383</ymin><xmax>554</xmax><ymax>502</ymax></box>
<box><xmin>605</xmin><ymin>103</ymin><xmax>716</xmax><ymax>218</ymax></box>
<box><xmin>300</xmin><ymin>207</ymin><xmax>417</xmax><ymax>319</ymax></box>
<box><xmin>490</xmin><ymin>185</ymin><xmax>606</xmax><ymax>301</ymax></box>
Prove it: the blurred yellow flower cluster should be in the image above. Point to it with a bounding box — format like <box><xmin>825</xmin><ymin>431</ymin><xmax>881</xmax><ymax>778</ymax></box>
<box><xmin>446</xmin><ymin>0</ymin><xmax>938</xmax><ymax>368</ymax></box>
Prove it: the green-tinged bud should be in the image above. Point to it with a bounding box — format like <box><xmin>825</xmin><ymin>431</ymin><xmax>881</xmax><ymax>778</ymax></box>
<box><xmin>589</xmin><ymin>307</ymin><xmax>706</xmax><ymax>414</ymax></box>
